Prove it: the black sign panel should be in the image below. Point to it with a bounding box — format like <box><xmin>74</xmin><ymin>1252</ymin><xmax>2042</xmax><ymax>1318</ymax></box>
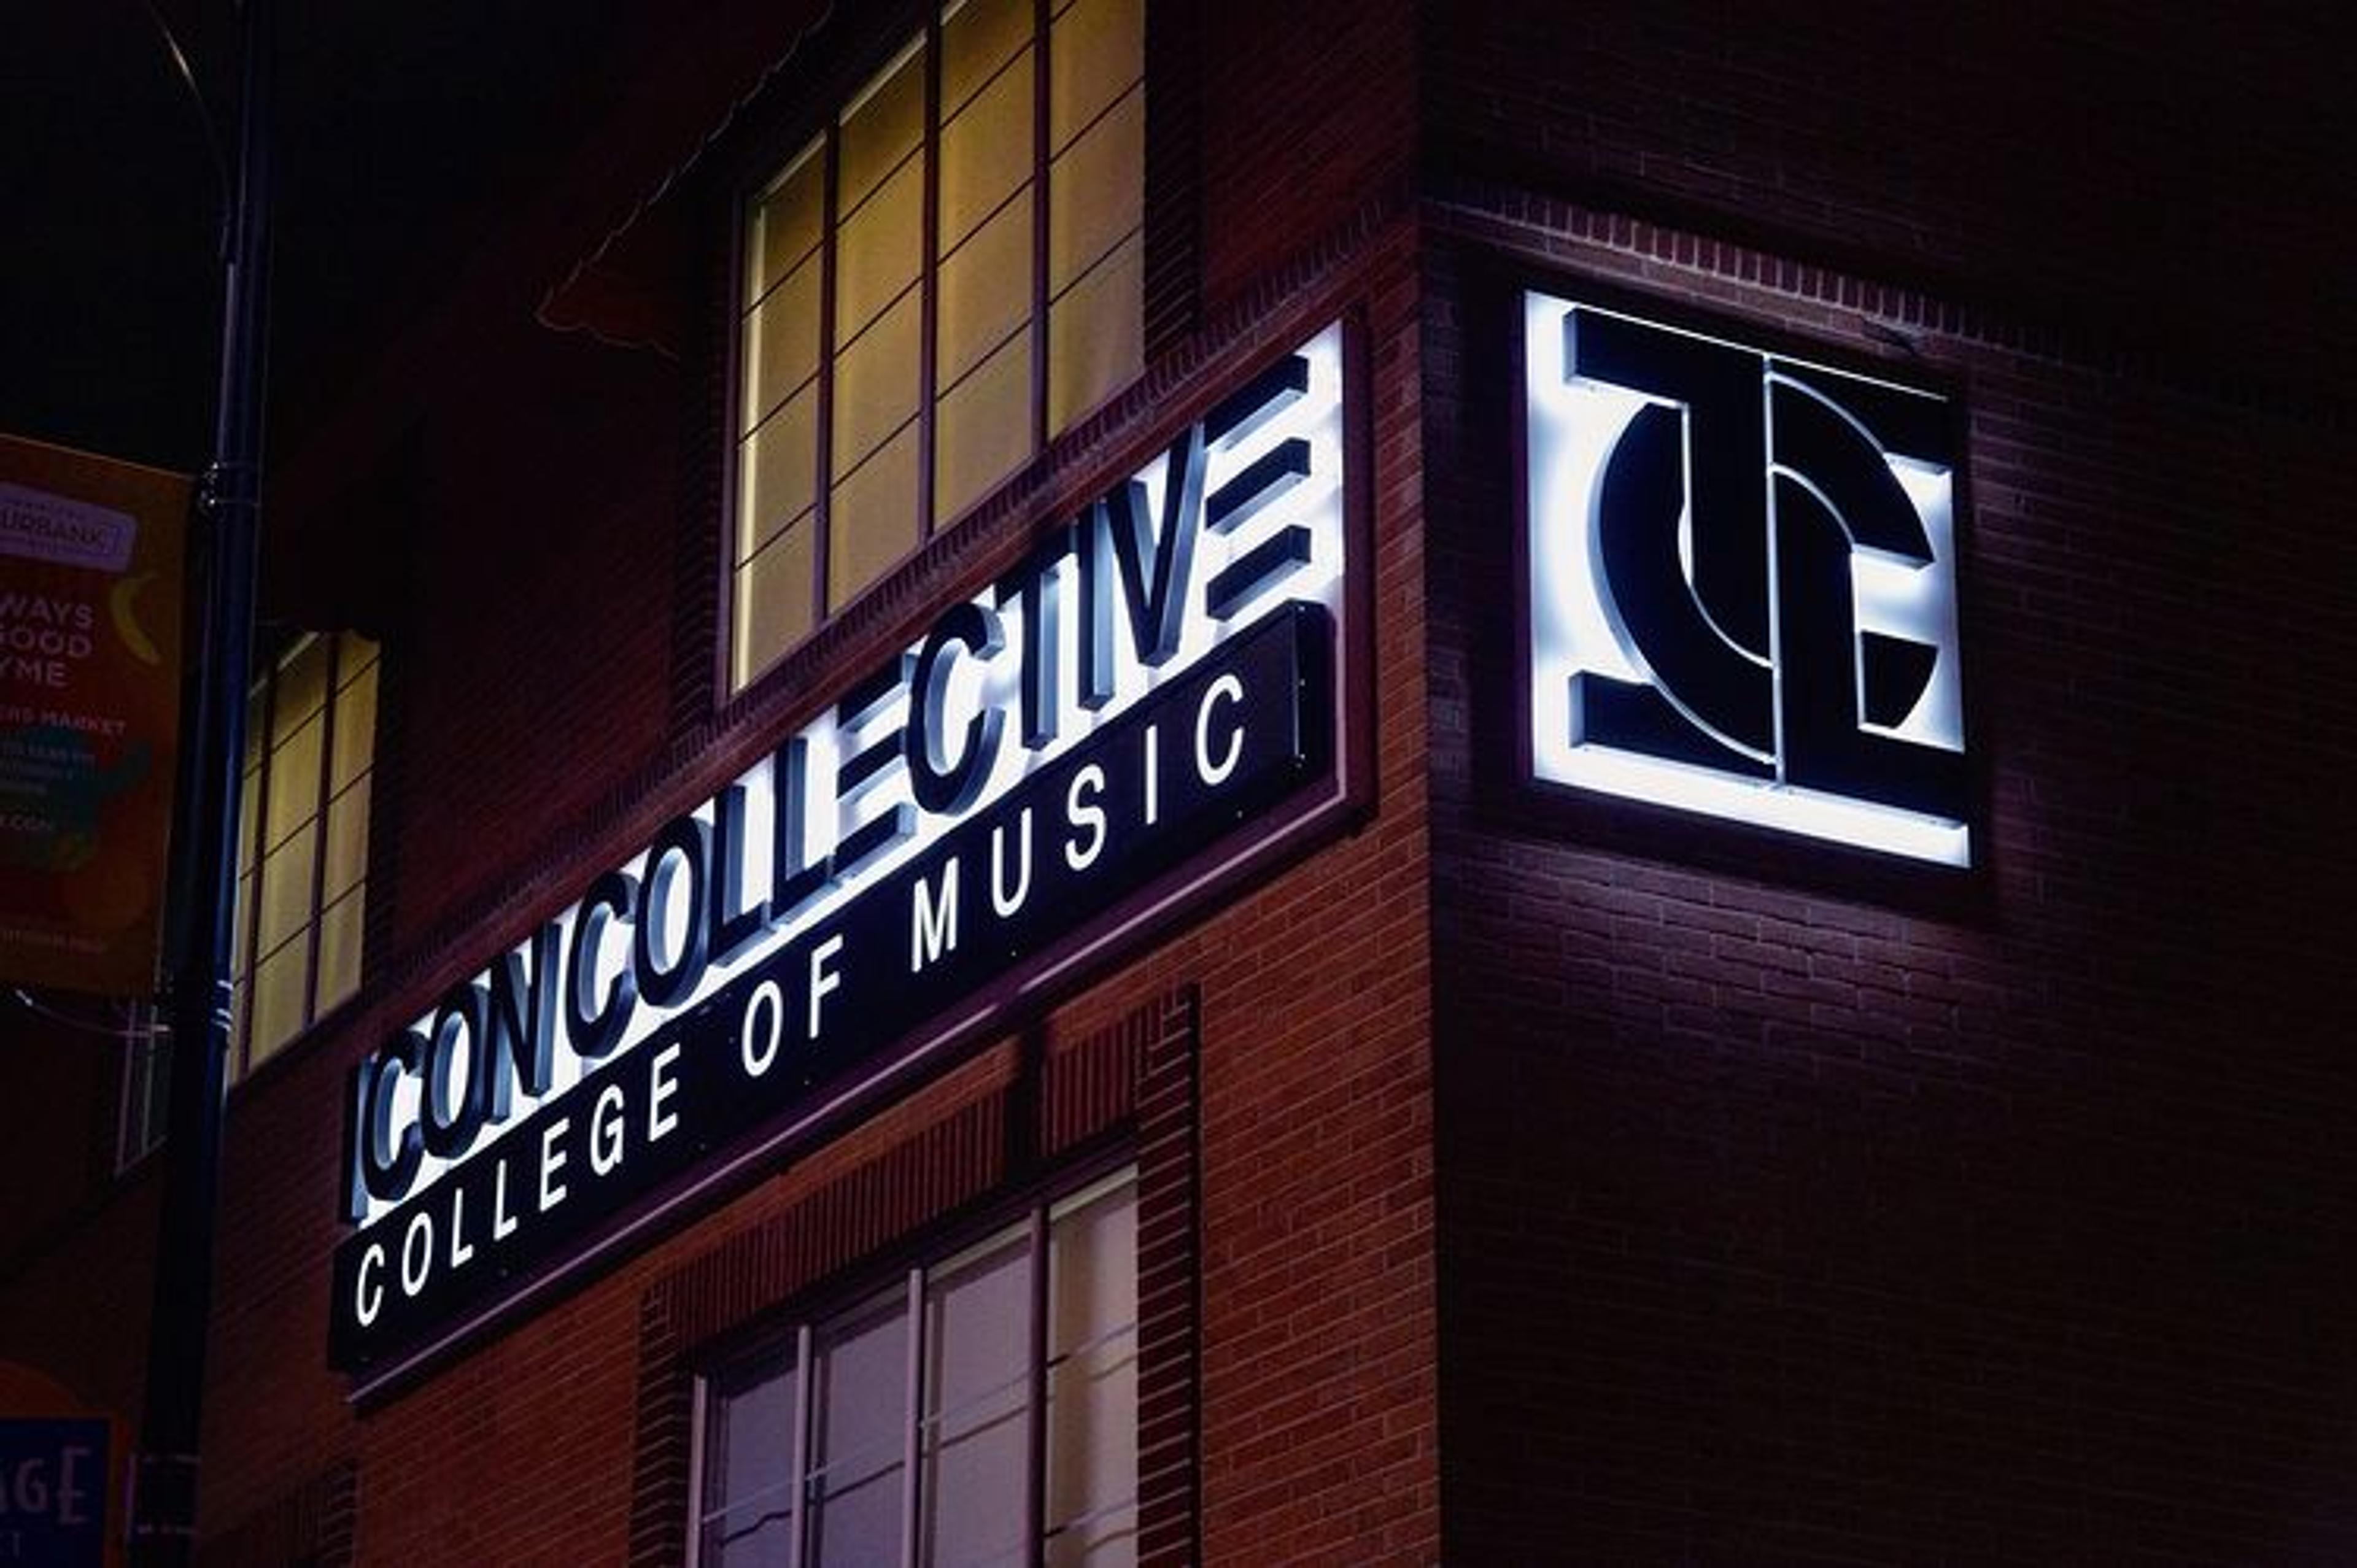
<box><xmin>330</xmin><ymin>603</ymin><xmax>1331</xmax><ymax>1370</ymax></box>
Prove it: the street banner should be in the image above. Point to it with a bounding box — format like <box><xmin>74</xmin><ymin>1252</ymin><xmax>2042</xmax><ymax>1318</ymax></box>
<box><xmin>0</xmin><ymin>433</ymin><xmax>188</xmax><ymax>996</ymax></box>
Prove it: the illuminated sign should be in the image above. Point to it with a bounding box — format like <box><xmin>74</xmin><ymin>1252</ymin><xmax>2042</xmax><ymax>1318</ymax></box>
<box><xmin>330</xmin><ymin>326</ymin><xmax>1350</xmax><ymax>1375</ymax></box>
<box><xmin>1522</xmin><ymin>290</ymin><xmax>1969</xmax><ymax>863</ymax></box>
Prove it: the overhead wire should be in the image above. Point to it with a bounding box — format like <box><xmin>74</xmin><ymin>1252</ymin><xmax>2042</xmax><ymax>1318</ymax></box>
<box><xmin>10</xmin><ymin>987</ymin><xmax>155</xmax><ymax>1039</ymax></box>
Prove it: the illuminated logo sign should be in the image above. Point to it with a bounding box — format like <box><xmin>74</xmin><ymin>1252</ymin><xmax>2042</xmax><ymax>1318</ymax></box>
<box><xmin>1523</xmin><ymin>290</ymin><xmax>1969</xmax><ymax>863</ymax></box>
<box><xmin>329</xmin><ymin>326</ymin><xmax>1350</xmax><ymax>1375</ymax></box>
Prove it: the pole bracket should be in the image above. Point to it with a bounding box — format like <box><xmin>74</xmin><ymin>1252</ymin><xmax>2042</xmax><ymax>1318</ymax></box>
<box><xmin>126</xmin><ymin>1449</ymin><xmax>203</xmax><ymax>1540</ymax></box>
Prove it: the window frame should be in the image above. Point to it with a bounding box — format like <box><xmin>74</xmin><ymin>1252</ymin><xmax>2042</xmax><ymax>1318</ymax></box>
<box><xmin>112</xmin><ymin>998</ymin><xmax>170</xmax><ymax>1170</ymax></box>
<box><xmin>722</xmin><ymin>0</ymin><xmax>1148</xmax><ymax>695</ymax></box>
<box><xmin>688</xmin><ymin>1162</ymin><xmax>1140</xmax><ymax>1568</ymax></box>
<box><xmin>228</xmin><ymin>628</ymin><xmax>378</xmax><ymax>1078</ymax></box>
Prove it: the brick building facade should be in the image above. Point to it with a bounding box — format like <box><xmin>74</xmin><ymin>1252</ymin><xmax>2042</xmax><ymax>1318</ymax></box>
<box><xmin>3</xmin><ymin>2</ymin><xmax>2349</xmax><ymax>1563</ymax></box>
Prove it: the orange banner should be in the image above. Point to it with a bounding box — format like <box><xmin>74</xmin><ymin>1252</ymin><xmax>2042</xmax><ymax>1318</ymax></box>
<box><xmin>0</xmin><ymin>433</ymin><xmax>188</xmax><ymax>997</ymax></box>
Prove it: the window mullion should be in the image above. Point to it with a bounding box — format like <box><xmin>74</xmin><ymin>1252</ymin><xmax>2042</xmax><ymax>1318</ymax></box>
<box><xmin>791</xmin><ymin>1323</ymin><xmax>814</xmax><ymax>1568</ymax></box>
<box><xmin>1026</xmin><ymin>1203</ymin><xmax>1049</xmax><ymax>1568</ymax></box>
<box><xmin>236</xmin><ymin>666</ymin><xmax>276</xmax><ymax>1076</ymax></box>
<box><xmin>901</xmin><ymin>1265</ymin><xmax>925</xmax><ymax>1568</ymax></box>
<box><xmin>686</xmin><ymin>1377</ymin><xmax>712</xmax><ymax>1568</ymax></box>
<box><xmin>918</xmin><ymin>10</ymin><xmax>942</xmax><ymax>541</ymax></box>
<box><xmin>1029</xmin><ymin>0</ymin><xmax>1051</xmax><ymax>456</ymax></box>
<box><xmin>300</xmin><ymin>636</ymin><xmax>340</xmax><ymax>1032</ymax></box>
<box><xmin>814</xmin><ymin>126</ymin><xmax>842</xmax><ymax>630</ymax></box>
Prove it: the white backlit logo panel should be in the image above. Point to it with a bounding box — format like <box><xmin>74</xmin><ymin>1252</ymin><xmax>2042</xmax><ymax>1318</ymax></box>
<box><xmin>1523</xmin><ymin>290</ymin><xmax>1970</xmax><ymax>865</ymax></box>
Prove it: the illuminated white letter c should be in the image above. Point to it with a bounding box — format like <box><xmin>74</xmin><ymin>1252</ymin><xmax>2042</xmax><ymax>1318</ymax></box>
<box><xmin>1194</xmin><ymin>673</ymin><xmax>1245</xmax><ymax>785</ymax></box>
<box><xmin>355</xmin><ymin>1242</ymin><xmax>386</xmax><ymax>1327</ymax></box>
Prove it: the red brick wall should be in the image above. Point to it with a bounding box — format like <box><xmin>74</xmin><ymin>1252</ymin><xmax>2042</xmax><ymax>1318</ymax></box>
<box><xmin>369</xmin><ymin>326</ymin><xmax>686</xmax><ymax>956</ymax></box>
<box><xmin>15</xmin><ymin>6</ymin><xmax>2341</xmax><ymax>1566</ymax></box>
<box><xmin>16</xmin><ymin>4</ymin><xmax>1441</xmax><ymax>1559</ymax></box>
<box><xmin>1061</xmin><ymin>241</ymin><xmax>1440</xmax><ymax>1566</ymax></box>
<box><xmin>1420</xmin><ymin>0</ymin><xmax>2348</xmax><ymax>401</ymax></box>
<box><xmin>1197</xmin><ymin>0</ymin><xmax>1420</xmax><ymax>318</ymax></box>
<box><xmin>1421</xmin><ymin>79</ymin><xmax>2355</xmax><ymax>1564</ymax></box>
<box><xmin>185</xmin><ymin>204</ymin><xmax>1436</xmax><ymax>1568</ymax></box>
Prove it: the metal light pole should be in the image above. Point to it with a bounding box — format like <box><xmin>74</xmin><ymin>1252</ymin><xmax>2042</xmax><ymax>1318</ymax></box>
<box><xmin>130</xmin><ymin>0</ymin><xmax>272</xmax><ymax>1561</ymax></box>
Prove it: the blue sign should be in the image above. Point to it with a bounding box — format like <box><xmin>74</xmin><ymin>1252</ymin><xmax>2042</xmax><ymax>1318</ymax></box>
<box><xmin>0</xmin><ymin>1418</ymin><xmax>107</xmax><ymax>1568</ymax></box>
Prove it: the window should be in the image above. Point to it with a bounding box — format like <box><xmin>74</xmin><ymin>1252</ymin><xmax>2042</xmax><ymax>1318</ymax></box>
<box><xmin>695</xmin><ymin>1168</ymin><xmax>1139</xmax><ymax>1566</ymax></box>
<box><xmin>731</xmin><ymin>0</ymin><xmax>1147</xmax><ymax>689</ymax></box>
<box><xmin>228</xmin><ymin>631</ymin><xmax>378</xmax><ymax>1075</ymax></box>
<box><xmin>114</xmin><ymin>1000</ymin><xmax>169</xmax><ymax>1168</ymax></box>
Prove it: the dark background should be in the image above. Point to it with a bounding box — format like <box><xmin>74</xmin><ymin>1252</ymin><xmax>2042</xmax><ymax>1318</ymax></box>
<box><xmin>1</xmin><ymin>2</ymin><xmax>627</xmax><ymax>476</ymax></box>
<box><xmin>9</xmin><ymin>4</ymin><xmax>2349</xmax><ymax>501</ymax></box>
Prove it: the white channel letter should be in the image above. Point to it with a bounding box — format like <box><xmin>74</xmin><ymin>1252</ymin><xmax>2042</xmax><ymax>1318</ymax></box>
<box><xmin>808</xmin><ymin>933</ymin><xmax>845</xmax><ymax>1038</ymax></box>
<box><xmin>1195</xmin><ymin>673</ymin><xmax>1245</xmax><ymax>785</ymax></box>
<box><xmin>1065</xmin><ymin>764</ymin><xmax>1107</xmax><ymax>871</ymax></box>
<box><xmin>539</xmin><ymin>1118</ymin><xmax>570</xmax><ymax>1209</ymax></box>
<box><xmin>400</xmin><ymin>1210</ymin><xmax>434</xmax><ymax>1297</ymax></box>
<box><xmin>355</xmin><ymin>1242</ymin><xmax>386</xmax><ymax>1327</ymax></box>
<box><xmin>493</xmin><ymin>1157</ymin><xmax>521</xmax><ymax>1240</ymax></box>
<box><xmin>1144</xmin><ymin>723</ymin><xmax>1161</xmax><ymax>825</ymax></box>
<box><xmin>649</xmin><ymin>1043</ymin><xmax>683</xmax><ymax>1142</ymax></box>
<box><xmin>991</xmin><ymin>808</ymin><xmax>1034</xmax><ymax>917</ymax></box>
<box><xmin>741</xmin><ymin>978</ymin><xmax>784</xmax><ymax>1077</ymax></box>
<box><xmin>590</xmin><ymin>1082</ymin><xmax>627</xmax><ymax>1176</ymax></box>
<box><xmin>912</xmin><ymin>858</ymin><xmax>961</xmax><ymax>973</ymax></box>
<box><xmin>447</xmin><ymin>1185</ymin><xmax>474</xmax><ymax>1269</ymax></box>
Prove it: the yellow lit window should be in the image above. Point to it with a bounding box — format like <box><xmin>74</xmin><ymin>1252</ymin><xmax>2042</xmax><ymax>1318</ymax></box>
<box><xmin>230</xmin><ymin>631</ymin><xmax>377</xmax><ymax>1075</ymax></box>
<box><xmin>731</xmin><ymin>0</ymin><xmax>1147</xmax><ymax>691</ymax></box>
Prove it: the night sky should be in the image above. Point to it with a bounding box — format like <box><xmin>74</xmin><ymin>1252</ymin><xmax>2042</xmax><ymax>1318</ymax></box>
<box><xmin>1</xmin><ymin>3</ymin><xmax>619</xmax><ymax>477</ymax></box>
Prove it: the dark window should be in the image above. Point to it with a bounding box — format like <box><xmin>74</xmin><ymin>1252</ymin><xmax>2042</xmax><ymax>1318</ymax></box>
<box><xmin>695</xmin><ymin>1167</ymin><xmax>1139</xmax><ymax>1566</ymax></box>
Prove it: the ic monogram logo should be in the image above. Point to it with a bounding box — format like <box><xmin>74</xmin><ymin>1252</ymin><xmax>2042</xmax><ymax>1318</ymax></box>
<box><xmin>1522</xmin><ymin>290</ymin><xmax>1970</xmax><ymax>865</ymax></box>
